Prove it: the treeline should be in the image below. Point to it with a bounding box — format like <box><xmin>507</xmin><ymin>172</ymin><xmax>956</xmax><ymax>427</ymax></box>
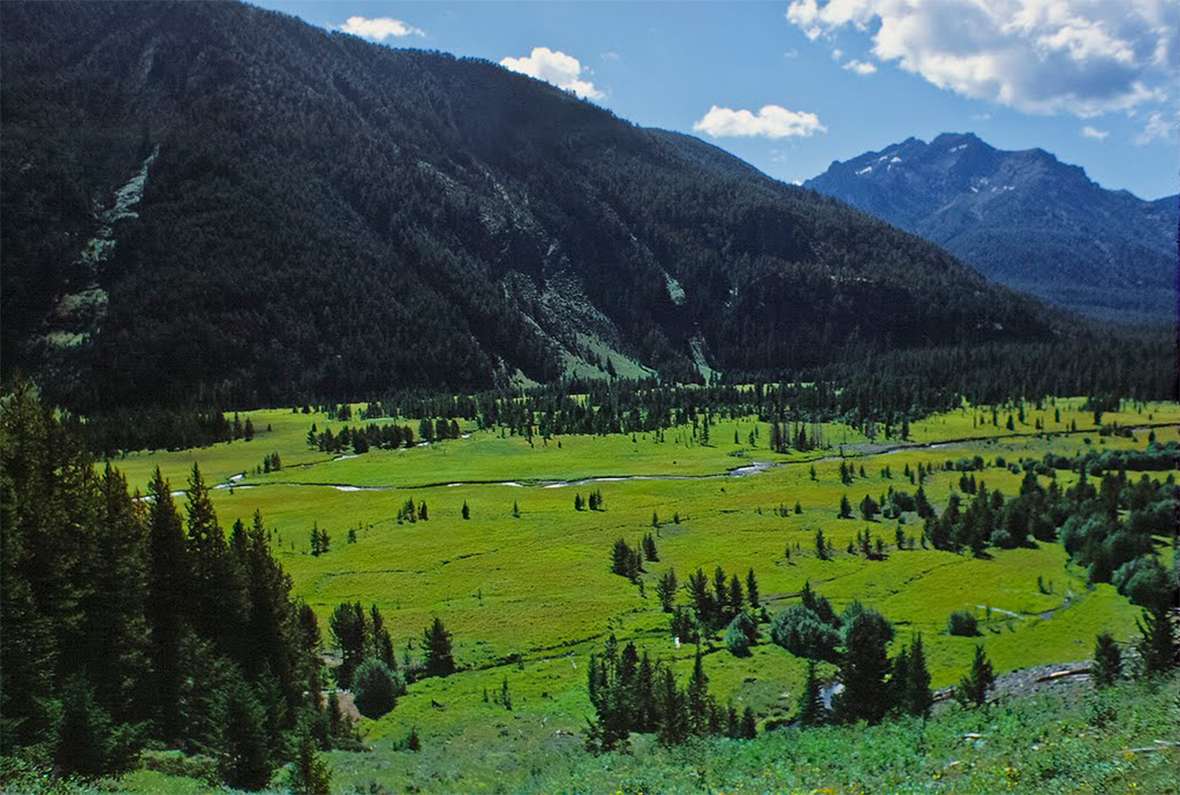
<box><xmin>0</xmin><ymin>386</ymin><xmax>332</xmax><ymax>791</ymax></box>
<box><xmin>69</xmin><ymin>406</ymin><xmax>237</xmax><ymax>457</ymax></box>
<box><xmin>307</xmin><ymin>417</ymin><xmax>461</xmax><ymax>455</ymax></box>
<box><xmin>67</xmin><ymin>368</ymin><xmax>1172</xmax><ymax>458</ymax></box>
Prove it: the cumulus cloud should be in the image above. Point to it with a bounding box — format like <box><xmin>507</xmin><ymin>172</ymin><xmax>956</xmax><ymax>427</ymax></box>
<box><xmin>1136</xmin><ymin>108</ymin><xmax>1180</xmax><ymax>144</ymax></box>
<box><xmin>843</xmin><ymin>59</ymin><xmax>877</xmax><ymax>75</ymax></box>
<box><xmin>785</xmin><ymin>0</ymin><xmax>1180</xmax><ymax>117</ymax></box>
<box><xmin>500</xmin><ymin>47</ymin><xmax>604</xmax><ymax>100</ymax></box>
<box><xmin>1080</xmin><ymin>125</ymin><xmax>1109</xmax><ymax>140</ymax></box>
<box><xmin>339</xmin><ymin>16</ymin><xmax>424</xmax><ymax>40</ymax></box>
<box><xmin>693</xmin><ymin>104</ymin><xmax>827</xmax><ymax>138</ymax></box>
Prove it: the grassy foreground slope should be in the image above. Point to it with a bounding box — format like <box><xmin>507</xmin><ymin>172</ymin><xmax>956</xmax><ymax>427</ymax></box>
<box><xmin>524</xmin><ymin>673</ymin><xmax>1180</xmax><ymax>794</ymax></box>
<box><xmin>67</xmin><ymin>673</ymin><xmax>1176</xmax><ymax>793</ymax></box>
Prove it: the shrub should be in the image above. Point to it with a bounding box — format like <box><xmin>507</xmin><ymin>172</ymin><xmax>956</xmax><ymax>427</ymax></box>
<box><xmin>770</xmin><ymin>606</ymin><xmax>840</xmax><ymax>662</ymax></box>
<box><xmin>1112</xmin><ymin>556</ymin><xmax>1171</xmax><ymax>609</ymax></box>
<box><xmin>947</xmin><ymin>610</ymin><xmax>979</xmax><ymax>637</ymax></box>
<box><xmin>724</xmin><ymin>612</ymin><xmax>758</xmax><ymax>656</ymax></box>
<box><xmin>352</xmin><ymin>658</ymin><xmax>405</xmax><ymax>718</ymax></box>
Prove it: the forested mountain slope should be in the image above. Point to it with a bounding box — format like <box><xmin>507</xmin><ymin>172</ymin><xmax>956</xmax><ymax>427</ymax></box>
<box><xmin>2</xmin><ymin>2</ymin><xmax>1057</xmax><ymax>409</ymax></box>
<box><xmin>806</xmin><ymin>133</ymin><xmax>1178</xmax><ymax>323</ymax></box>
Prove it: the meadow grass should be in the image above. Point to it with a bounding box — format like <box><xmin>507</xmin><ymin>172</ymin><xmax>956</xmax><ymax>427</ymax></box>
<box><xmin>106</xmin><ymin>398</ymin><xmax>1179</xmax><ymax>792</ymax></box>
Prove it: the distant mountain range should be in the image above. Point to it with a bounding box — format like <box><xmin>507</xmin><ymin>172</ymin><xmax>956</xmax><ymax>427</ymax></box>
<box><xmin>0</xmin><ymin>2</ymin><xmax>1057</xmax><ymax>409</ymax></box>
<box><xmin>806</xmin><ymin>133</ymin><xmax>1177</xmax><ymax>323</ymax></box>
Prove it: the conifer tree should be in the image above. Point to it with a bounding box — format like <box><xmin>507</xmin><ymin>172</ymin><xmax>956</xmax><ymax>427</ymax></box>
<box><xmin>797</xmin><ymin>660</ymin><xmax>825</xmax><ymax>726</ymax></box>
<box><xmin>834</xmin><ymin>606</ymin><xmax>894</xmax><ymax>724</ymax></box>
<box><xmin>745</xmin><ymin>568</ymin><xmax>760</xmax><ymax>609</ymax></box>
<box><xmin>740</xmin><ymin>706</ymin><xmax>757</xmax><ymax>739</ymax></box>
<box><xmin>216</xmin><ymin>673</ymin><xmax>273</xmax><ymax>790</ymax></box>
<box><xmin>1092</xmin><ymin>632</ymin><xmax>1121</xmax><ymax>687</ymax></box>
<box><xmin>656</xmin><ymin>568</ymin><xmax>678</xmax><ymax>612</ymax></box>
<box><xmin>1136</xmin><ymin>604</ymin><xmax>1176</xmax><ymax>677</ymax></box>
<box><xmin>146</xmin><ymin>467</ymin><xmax>189</xmax><ymax>741</ymax></box>
<box><xmin>88</xmin><ymin>464</ymin><xmax>150</xmax><ymax>720</ymax></box>
<box><xmin>288</xmin><ymin>723</ymin><xmax>332</xmax><ymax>795</ymax></box>
<box><xmin>685</xmin><ymin>647</ymin><xmax>711</xmax><ymax>735</ymax></box>
<box><xmin>903</xmin><ymin>634</ymin><xmax>933</xmax><ymax>718</ymax></box>
<box><xmin>423</xmin><ymin>617</ymin><xmax>456</xmax><ymax>677</ymax></box>
<box><xmin>956</xmin><ymin>645</ymin><xmax>995</xmax><ymax>707</ymax></box>
<box><xmin>656</xmin><ymin>667</ymin><xmax>687</xmax><ymax>746</ymax></box>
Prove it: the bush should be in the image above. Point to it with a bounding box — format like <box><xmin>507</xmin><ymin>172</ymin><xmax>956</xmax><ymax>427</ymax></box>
<box><xmin>352</xmin><ymin>658</ymin><xmax>405</xmax><ymax>718</ymax></box>
<box><xmin>947</xmin><ymin>610</ymin><xmax>979</xmax><ymax>637</ymax></box>
<box><xmin>1112</xmin><ymin>556</ymin><xmax>1171</xmax><ymax>610</ymax></box>
<box><xmin>770</xmin><ymin>606</ymin><xmax>840</xmax><ymax>662</ymax></box>
<box><xmin>724</xmin><ymin>612</ymin><xmax>758</xmax><ymax>656</ymax></box>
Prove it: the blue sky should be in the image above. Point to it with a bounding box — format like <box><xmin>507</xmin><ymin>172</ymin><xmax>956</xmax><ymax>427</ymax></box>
<box><xmin>256</xmin><ymin>1</ymin><xmax>1179</xmax><ymax>200</ymax></box>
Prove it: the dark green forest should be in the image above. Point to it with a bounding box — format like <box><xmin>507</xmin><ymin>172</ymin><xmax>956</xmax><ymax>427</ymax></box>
<box><xmin>0</xmin><ymin>386</ymin><xmax>333</xmax><ymax>788</ymax></box>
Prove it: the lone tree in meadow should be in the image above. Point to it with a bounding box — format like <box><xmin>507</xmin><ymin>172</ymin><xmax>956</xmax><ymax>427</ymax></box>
<box><xmin>656</xmin><ymin>568</ymin><xmax>678</xmax><ymax>612</ymax></box>
<box><xmin>838</xmin><ymin>494</ymin><xmax>853</xmax><ymax>519</ymax></box>
<box><xmin>423</xmin><ymin>618</ymin><xmax>456</xmax><ymax>677</ymax></box>
<box><xmin>947</xmin><ymin>610</ymin><xmax>979</xmax><ymax>636</ymax></box>
<box><xmin>814</xmin><ymin>528</ymin><xmax>829</xmax><ymax>560</ymax></box>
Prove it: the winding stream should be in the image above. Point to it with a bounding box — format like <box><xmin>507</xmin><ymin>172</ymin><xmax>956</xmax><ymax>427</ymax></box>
<box><xmin>208</xmin><ymin>421</ymin><xmax>1177</xmax><ymax>495</ymax></box>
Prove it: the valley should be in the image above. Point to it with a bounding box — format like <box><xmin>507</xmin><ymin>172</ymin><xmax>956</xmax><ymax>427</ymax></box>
<box><xmin>100</xmin><ymin>397</ymin><xmax>1179</xmax><ymax>792</ymax></box>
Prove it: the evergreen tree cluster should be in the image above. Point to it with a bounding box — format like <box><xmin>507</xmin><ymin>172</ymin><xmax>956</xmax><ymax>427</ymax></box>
<box><xmin>680</xmin><ymin>565</ymin><xmax>761</xmax><ymax>634</ymax></box>
<box><xmin>0</xmin><ymin>386</ymin><xmax>328</xmax><ymax>788</ymax></box>
<box><xmin>585</xmin><ymin>635</ymin><xmax>755</xmax><ymax>752</ymax></box>
<box><xmin>610</xmin><ymin>538</ymin><xmax>646</xmax><ymax>581</ymax></box>
<box><xmin>920</xmin><ymin>461</ymin><xmax>1177</xmax><ymax>598</ymax></box>
<box><xmin>575</xmin><ymin>488</ymin><xmax>605</xmax><ymax>511</ymax></box>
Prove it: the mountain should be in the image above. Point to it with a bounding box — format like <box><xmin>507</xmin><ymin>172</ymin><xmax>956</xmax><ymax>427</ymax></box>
<box><xmin>805</xmin><ymin>133</ymin><xmax>1178</xmax><ymax>323</ymax></box>
<box><xmin>1</xmin><ymin>3</ymin><xmax>1056</xmax><ymax>410</ymax></box>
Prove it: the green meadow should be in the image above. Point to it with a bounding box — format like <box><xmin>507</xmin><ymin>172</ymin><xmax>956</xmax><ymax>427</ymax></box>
<box><xmin>111</xmin><ymin>398</ymin><xmax>1180</xmax><ymax>792</ymax></box>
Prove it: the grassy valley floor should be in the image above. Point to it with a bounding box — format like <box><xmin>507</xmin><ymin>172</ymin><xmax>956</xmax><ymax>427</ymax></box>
<box><xmin>70</xmin><ymin>398</ymin><xmax>1180</xmax><ymax>792</ymax></box>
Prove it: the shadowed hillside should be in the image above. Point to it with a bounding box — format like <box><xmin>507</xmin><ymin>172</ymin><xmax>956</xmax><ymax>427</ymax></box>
<box><xmin>1</xmin><ymin>1</ymin><xmax>1056</xmax><ymax>410</ymax></box>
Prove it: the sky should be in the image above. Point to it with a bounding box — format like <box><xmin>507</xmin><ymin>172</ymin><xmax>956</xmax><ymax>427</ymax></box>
<box><xmin>255</xmin><ymin>1</ymin><xmax>1180</xmax><ymax>200</ymax></box>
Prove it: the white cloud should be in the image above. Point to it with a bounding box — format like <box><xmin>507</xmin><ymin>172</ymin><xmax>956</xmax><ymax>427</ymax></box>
<box><xmin>339</xmin><ymin>16</ymin><xmax>424</xmax><ymax>40</ymax></box>
<box><xmin>601</xmin><ymin>50</ymin><xmax>622</xmax><ymax>62</ymax></box>
<box><xmin>843</xmin><ymin>59</ymin><xmax>877</xmax><ymax>75</ymax></box>
<box><xmin>693</xmin><ymin>104</ymin><xmax>827</xmax><ymax>139</ymax></box>
<box><xmin>1136</xmin><ymin>108</ymin><xmax>1180</xmax><ymax>144</ymax></box>
<box><xmin>783</xmin><ymin>48</ymin><xmax>800</xmax><ymax>58</ymax></box>
<box><xmin>971</xmin><ymin>112</ymin><xmax>992</xmax><ymax>121</ymax></box>
<box><xmin>831</xmin><ymin>48</ymin><xmax>844</xmax><ymax>61</ymax></box>
<box><xmin>785</xmin><ymin>0</ymin><xmax>1180</xmax><ymax>117</ymax></box>
<box><xmin>1080</xmin><ymin>125</ymin><xmax>1109</xmax><ymax>140</ymax></box>
<box><xmin>500</xmin><ymin>47</ymin><xmax>604</xmax><ymax>100</ymax></box>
